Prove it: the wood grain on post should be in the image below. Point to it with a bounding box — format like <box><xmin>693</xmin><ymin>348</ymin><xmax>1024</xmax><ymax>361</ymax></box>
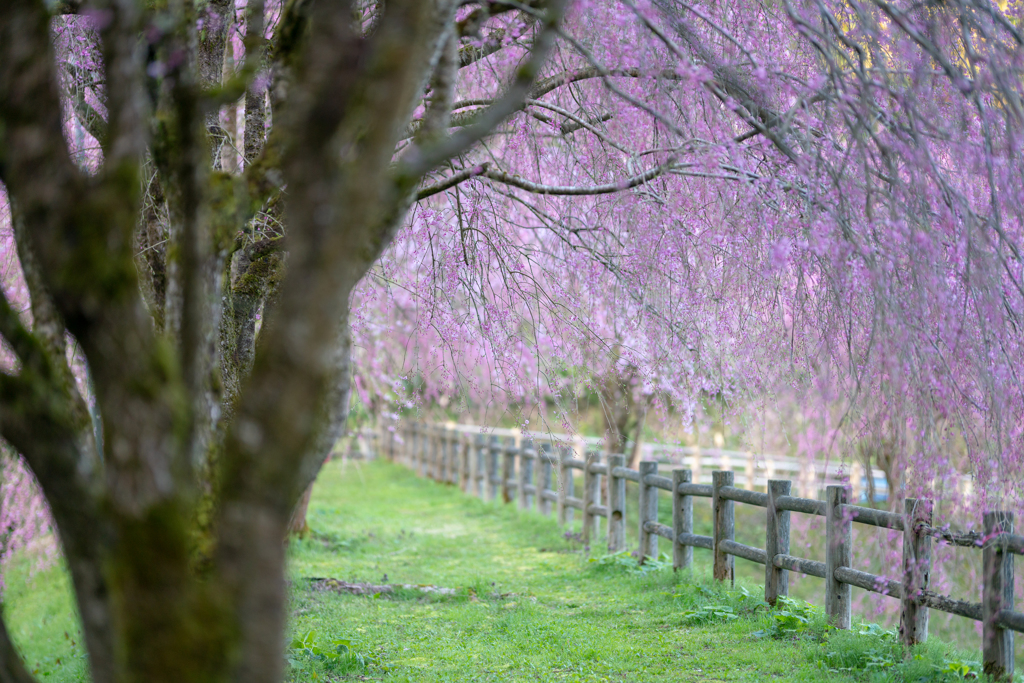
<box><xmin>638</xmin><ymin>461</ymin><xmax>659</xmax><ymax>564</ymax></box>
<box><xmin>825</xmin><ymin>485</ymin><xmax>852</xmax><ymax>629</ymax></box>
<box><xmin>764</xmin><ymin>479</ymin><xmax>792</xmax><ymax>606</ymax></box>
<box><xmin>519</xmin><ymin>439</ymin><xmax>535</xmax><ymax>510</ymax></box>
<box><xmin>538</xmin><ymin>442</ymin><xmax>554</xmax><ymax>516</ymax></box>
<box><xmin>900</xmin><ymin>497</ymin><xmax>933</xmax><ymax>648</ymax></box>
<box><xmin>712</xmin><ymin>470</ymin><xmax>735</xmax><ymax>585</ymax></box>
<box><xmin>486</xmin><ymin>435</ymin><xmax>501</xmax><ymax>501</ymax></box>
<box><xmin>557</xmin><ymin>446</ymin><xmax>572</xmax><ymax>526</ymax></box>
<box><xmin>501</xmin><ymin>437</ymin><xmax>516</xmax><ymax>504</ymax></box>
<box><xmin>607</xmin><ymin>455</ymin><xmax>626</xmax><ymax>553</ymax></box>
<box><xmin>982</xmin><ymin>511</ymin><xmax>1015</xmax><ymax>682</ymax></box>
<box><xmin>672</xmin><ymin>468</ymin><xmax>692</xmax><ymax>571</ymax></box>
<box><xmin>582</xmin><ymin>452</ymin><xmax>601</xmax><ymax>546</ymax></box>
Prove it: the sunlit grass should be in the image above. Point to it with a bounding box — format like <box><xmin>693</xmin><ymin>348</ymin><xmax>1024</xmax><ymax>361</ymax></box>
<box><xmin>284</xmin><ymin>458</ymin><xmax>986</xmax><ymax>682</ymax></box>
<box><xmin>0</xmin><ymin>458</ymin><xmax>994</xmax><ymax>681</ymax></box>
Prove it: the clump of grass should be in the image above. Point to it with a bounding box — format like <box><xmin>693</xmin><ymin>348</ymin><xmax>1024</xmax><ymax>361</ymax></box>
<box><xmin>752</xmin><ymin>595</ymin><xmax>830</xmax><ymax>640</ymax></box>
<box><xmin>813</xmin><ymin>619</ymin><xmax>989</xmax><ymax>682</ymax></box>
<box><xmin>585</xmin><ymin>550</ymin><xmax>672</xmax><ymax>575</ymax></box>
<box><xmin>285</xmin><ymin>629</ymin><xmax>385</xmax><ymax>681</ymax></box>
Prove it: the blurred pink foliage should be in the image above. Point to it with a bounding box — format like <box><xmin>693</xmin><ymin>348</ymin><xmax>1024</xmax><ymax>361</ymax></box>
<box><xmin>0</xmin><ymin>192</ymin><xmax>56</xmax><ymax>591</ymax></box>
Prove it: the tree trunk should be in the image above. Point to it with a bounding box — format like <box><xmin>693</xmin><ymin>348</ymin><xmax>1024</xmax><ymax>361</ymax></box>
<box><xmin>0</xmin><ymin>2</ymin><xmax>568</xmax><ymax>682</ymax></box>
<box><xmin>288</xmin><ymin>484</ymin><xmax>314</xmax><ymax>537</ymax></box>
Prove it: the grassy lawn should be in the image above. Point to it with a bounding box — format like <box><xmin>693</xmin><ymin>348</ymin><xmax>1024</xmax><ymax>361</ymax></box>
<box><xmin>283</xmin><ymin>459</ymin><xmax>985</xmax><ymax>682</ymax></box>
<box><xmin>1</xmin><ymin>458</ymin><xmax>992</xmax><ymax>681</ymax></box>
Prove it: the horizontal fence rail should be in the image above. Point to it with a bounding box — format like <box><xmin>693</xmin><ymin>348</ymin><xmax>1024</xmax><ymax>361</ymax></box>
<box><xmin>383</xmin><ymin>422</ymin><xmax>1021</xmax><ymax>681</ymax></box>
<box><xmin>370</xmin><ymin>420</ymin><xmax>907</xmax><ymax>499</ymax></box>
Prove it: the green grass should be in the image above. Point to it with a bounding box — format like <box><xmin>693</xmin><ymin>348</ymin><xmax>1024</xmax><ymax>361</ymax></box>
<box><xmin>4</xmin><ymin>550</ymin><xmax>87</xmax><ymax>681</ymax></box>
<box><xmin>283</xmin><ymin>459</ymin><xmax>986</xmax><ymax>682</ymax></box>
<box><xmin>0</xmin><ymin>458</ymin><xmax>994</xmax><ymax>681</ymax></box>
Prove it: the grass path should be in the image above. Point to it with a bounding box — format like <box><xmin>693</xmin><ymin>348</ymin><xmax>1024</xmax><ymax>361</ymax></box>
<box><xmin>1</xmin><ymin>457</ymin><xmax>984</xmax><ymax>682</ymax></box>
<box><xmin>284</xmin><ymin>459</ymin><xmax>978</xmax><ymax>682</ymax></box>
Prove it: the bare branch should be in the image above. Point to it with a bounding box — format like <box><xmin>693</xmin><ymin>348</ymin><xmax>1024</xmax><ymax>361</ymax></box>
<box><xmin>94</xmin><ymin>0</ymin><xmax>147</xmax><ymax>166</ymax></box>
<box><xmin>418</xmin><ymin>160</ymin><xmax>678</xmax><ymax>199</ymax></box>
<box><xmin>398</xmin><ymin>0</ymin><xmax>569</xmax><ymax>179</ymax></box>
<box><xmin>417</xmin><ymin>162</ymin><xmax>491</xmax><ymax>200</ymax></box>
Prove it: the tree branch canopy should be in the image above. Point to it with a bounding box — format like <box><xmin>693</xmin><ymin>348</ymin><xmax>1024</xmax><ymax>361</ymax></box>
<box><xmin>3</xmin><ymin>0</ymin><xmax>1024</xmax><ymax>682</ymax></box>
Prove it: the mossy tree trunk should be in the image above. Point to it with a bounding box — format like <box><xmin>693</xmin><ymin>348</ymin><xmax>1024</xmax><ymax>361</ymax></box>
<box><xmin>0</xmin><ymin>1</ymin><xmax>567</xmax><ymax>682</ymax></box>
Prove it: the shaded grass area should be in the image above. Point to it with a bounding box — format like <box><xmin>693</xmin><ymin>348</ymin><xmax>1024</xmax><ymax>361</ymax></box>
<box><xmin>285</xmin><ymin>459</ymin><xmax>986</xmax><ymax>681</ymax></box>
<box><xmin>0</xmin><ymin>457</ymin><xmax>993</xmax><ymax>681</ymax></box>
<box><xmin>4</xmin><ymin>552</ymin><xmax>87</xmax><ymax>682</ymax></box>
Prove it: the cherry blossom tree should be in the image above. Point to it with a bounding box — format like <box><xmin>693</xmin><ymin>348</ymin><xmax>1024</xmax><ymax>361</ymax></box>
<box><xmin>1</xmin><ymin>0</ymin><xmax>1024</xmax><ymax>681</ymax></box>
<box><xmin>0</xmin><ymin>1</ymin><xmax>568</xmax><ymax>681</ymax></box>
<box><xmin>366</xmin><ymin>0</ymin><xmax>1024</xmax><ymax>521</ymax></box>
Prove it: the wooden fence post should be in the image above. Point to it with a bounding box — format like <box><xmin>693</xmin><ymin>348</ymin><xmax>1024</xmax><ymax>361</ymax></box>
<box><xmin>901</xmin><ymin>497</ymin><xmax>933</xmax><ymax>648</ymax></box>
<box><xmin>982</xmin><ymin>511</ymin><xmax>1015</xmax><ymax>682</ymax></box>
<box><xmin>415</xmin><ymin>423</ymin><xmax>423</xmax><ymax>474</ymax></box>
<box><xmin>638</xmin><ymin>461</ymin><xmax>659</xmax><ymax>563</ymax></box>
<box><xmin>582</xmin><ymin>452</ymin><xmax>602</xmax><ymax>547</ymax></box>
<box><xmin>426</xmin><ymin>426</ymin><xmax>435</xmax><ymax>479</ymax></box>
<box><xmin>693</xmin><ymin>446</ymin><xmax>703</xmax><ymax>486</ymax></box>
<box><xmin>607</xmin><ymin>454</ymin><xmax>626</xmax><ymax>553</ymax></box>
<box><xmin>501</xmin><ymin>437</ymin><xmax>516</xmax><ymax>504</ymax></box>
<box><xmin>438</xmin><ymin>428</ymin><xmax>447</xmax><ymax>482</ymax></box>
<box><xmin>460</xmin><ymin>432</ymin><xmax>471</xmax><ymax>490</ymax></box>
<box><xmin>434</xmin><ymin>427</ymin><xmax>443</xmax><ymax>480</ymax></box>
<box><xmin>405</xmin><ymin>423</ymin><xmax>413</xmax><ymax>468</ymax></box>
<box><xmin>444</xmin><ymin>428</ymin><xmax>456</xmax><ymax>485</ymax></box>
<box><xmin>419</xmin><ymin>423</ymin><xmax>428</xmax><ymax>479</ymax></box>
<box><xmin>443</xmin><ymin>428</ymin><xmax>453</xmax><ymax>484</ymax></box>
<box><xmin>672</xmin><ymin>468</ymin><xmax>692</xmax><ymax>571</ymax></box>
<box><xmin>519</xmin><ymin>439</ymin><xmax>535</xmax><ymax>510</ymax></box>
<box><xmin>851</xmin><ymin>461</ymin><xmax>864</xmax><ymax>503</ymax></box>
<box><xmin>557</xmin><ymin>446</ymin><xmax>573</xmax><ymax>527</ymax></box>
<box><xmin>486</xmin><ymin>435</ymin><xmax>500</xmax><ymax>501</ymax></box>
<box><xmin>825</xmin><ymin>485</ymin><xmax>852</xmax><ymax>629</ymax></box>
<box><xmin>468</xmin><ymin>434</ymin><xmax>481</xmax><ymax>497</ymax></box>
<box><xmin>538</xmin><ymin>442</ymin><xmax>554</xmax><ymax>516</ymax></box>
<box><xmin>438</xmin><ymin>428</ymin><xmax>446</xmax><ymax>480</ymax></box>
<box><xmin>765</xmin><ymin>479</ymin><xmax>792</xmax><ymax>606</ymax></box>
<box><xmin>454</xmin><ymin>432</ymin><xmax>462</xmax><ymax>485</ymax></box>
<box><xmin>712</xmin><ymin>470</ymin><xmax>734</xmax><ymax>585</ymax></box>
<box><xmin>479</xmin><ymin>434</ymin><xmax>489</xmax><ymax>497</ymax></box>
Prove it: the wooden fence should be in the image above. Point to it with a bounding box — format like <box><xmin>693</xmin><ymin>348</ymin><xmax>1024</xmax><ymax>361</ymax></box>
<box><xmin>371</xmin><ymin>421</ymin><xmax>899</xmax><ymax>500</ymax></box>
<box><xmin>382</xmin><ymin>422</ymin><xmax>1023</xmax><ymax>681</ymax></box>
